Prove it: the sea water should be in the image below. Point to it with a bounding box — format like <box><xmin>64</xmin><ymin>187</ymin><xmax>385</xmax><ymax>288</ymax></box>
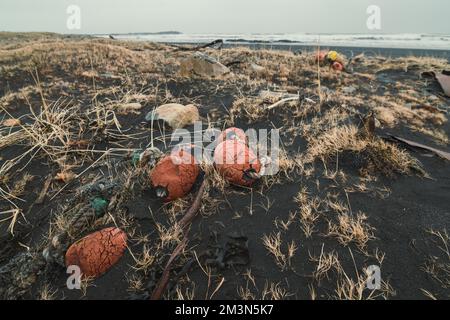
<box><xmin>96</xmin><ymin>33</ymin><xmax>450</xmax><ymax>50</ymax></box>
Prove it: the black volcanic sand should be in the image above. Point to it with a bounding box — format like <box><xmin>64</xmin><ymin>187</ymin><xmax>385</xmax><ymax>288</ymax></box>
<box><xmin>0</xmin><ymin>33</ymin><xmax>449</xmax><ymax>300</ymax></box>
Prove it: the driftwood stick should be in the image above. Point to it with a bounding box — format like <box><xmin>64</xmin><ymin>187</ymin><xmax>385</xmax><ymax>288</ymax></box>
<box><xmin>173</xmin><ymin>39</ymin><xmax>223</xmax><ymax>52</ymax></box>
<box><xmin>150</xmin><ymin>236</ymin><xmax>188</xmax><ymax>300</ymax></box>
<box><xmin>266</xmin><ymin>97</ymin><xmax>299</xmax><ymax>110</ymax></box>
<box><xmin>150</xmin><ymin>179</ymin><xmax>207</xmax><ymax>300</ymax></box>
<box><xmin>178</xmin><ymin>180</ymin><xmax>207</xmax><ymax>231</ymax></box>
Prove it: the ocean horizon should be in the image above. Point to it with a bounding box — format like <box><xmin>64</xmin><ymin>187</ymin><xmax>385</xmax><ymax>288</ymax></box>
<box><xmin>95</xmin><ymin>32</ymin><xmax>450</xmax><ymax>50</ymax></box>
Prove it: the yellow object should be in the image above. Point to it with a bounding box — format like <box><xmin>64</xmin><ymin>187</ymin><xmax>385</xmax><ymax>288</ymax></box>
<box><xmin>327</xmin><ymin>51</ymin><xmax>338</xmax><ymax>62</ymax></box>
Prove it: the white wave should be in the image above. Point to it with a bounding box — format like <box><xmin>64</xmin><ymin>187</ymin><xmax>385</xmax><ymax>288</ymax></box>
<box><xmin>98</xmin><ymin>33</ymin><xmax>450</xmax><ymax>50</ymax></box>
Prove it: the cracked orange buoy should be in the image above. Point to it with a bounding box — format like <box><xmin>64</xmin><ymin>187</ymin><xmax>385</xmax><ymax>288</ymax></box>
<box><xmin>150</xmin><ymin>145</ymin><xmax>200</xmax><ymax>202</ymax></box>
<box><xmin>65</xmin><ymin>227</ymin><xmax>127</xmax><ymax>279</ymax></box>
<box><xmin>217</xmin><ymin>127</ymin><xmax>246</xmax><ymax>143</ymax></box>
<box><xmin>214</xmin><ymin>139</ymin><xmax>261</xmax><ymax>187</ymax></box>
<box><xmin>332</xmin><ymin>61</ymin><xmax>344</xmax><ymax>72</ymax></box>
<box><xmin>331</xmin><ymin>62</ymin><xmax>344</xmax><ymax>71</ymax></box>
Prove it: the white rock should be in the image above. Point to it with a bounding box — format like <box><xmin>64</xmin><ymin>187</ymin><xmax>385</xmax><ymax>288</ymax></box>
<box><xmin>146</xmin><ymin>103</ymin><xmax>200</xmax><ymax>129</ymax></box>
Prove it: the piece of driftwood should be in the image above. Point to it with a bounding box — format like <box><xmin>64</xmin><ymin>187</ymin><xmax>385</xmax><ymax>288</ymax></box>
<box><xmin>173</xmin><ymin>39</ymin><xmax>223</xmax><ymax>52</ymax></box>
<box><xmin>387</xmin><ymin>135</ymin><xmax>450</xmax><ymax>161</ymax></box>
<box><xmin>266</xmin><ymin>96</ymin><xmax>300</xmax><ymax>110</ymax></box>
<box><xmin>435</xmin><ymin>73</ymin><xmax>450</xmax><ymax>97</ymax></box>
<box><xmin>150</xmin><ymin>179</ymin><xmax>206</xmax><ymax>300</ymax></box>
<box><xmin>422</xmin><ymin>71</ymin><xmax>450</xmax><ymax>97</ymax></box>
<box><xmin>224</xmin><ymin>60</ymin><xmax>243</xmax><ymax>67</ymax></box>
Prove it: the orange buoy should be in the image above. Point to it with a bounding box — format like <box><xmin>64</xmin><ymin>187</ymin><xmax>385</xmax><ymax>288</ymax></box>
<box><xmin>216</xmin><ymin>127</ymin><xmax>246</xmax><ymax>144</ymax></box>
<box><xmin>150</xmin><ymin>145</ymin><xmax>200</xmax><ymax>201</ymax></box>
<box><xmin>315</xmin><ymin>51</ymin><xmax>328</xmax><ymax>63</ymax></box>
<box><xmin>214</xmin><ymin>139</ymin><xmax>261</xmax><ymax>187</ymax></box>
<box><xmin>65</xmin><ymin>227</ymin><xmax>127</xmax><ymax>279</ymax></box>
<box><xmin>332</xmin><ymin>61</ymin><xmax>344</xmax><ymax>71</ymax></box>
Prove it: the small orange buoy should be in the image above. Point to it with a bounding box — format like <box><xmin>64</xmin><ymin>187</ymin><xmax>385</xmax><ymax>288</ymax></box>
<box><xmin>214</xmin><ymin>139</ymin><xmax>261</xmax><ymax>187</ymax></box>
<box><xmin>65</xmin><ymin>227</ymin><xmax>127</xmax><ymax>279</ymax></box>
<box><xmin>332</xmin><ymin>61</ymin><xmax>344</xmax><ymax>72</ymax></box>
<box><xmin>150</xmin><ymin>145</ymin><xmax>200</xmax><ymax>201</ymax></box>
<box><xmin>315</xmin><ymin>51</ymin><xmax>328</xmax><ymax>63</ymax></box>
<box><xmin>216</xmin><ymin>127</ymin><xmax>246</xmax><ymax>144</ymax></box>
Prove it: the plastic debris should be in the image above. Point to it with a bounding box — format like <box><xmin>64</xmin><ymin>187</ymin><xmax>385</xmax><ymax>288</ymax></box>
<box><xmin>332</xmin><ymin>61</ymin><xmax>344</xmax><ymax>71</ymax></box>
<box><xmin>216</xmin><ymin>127</ymin><xmax>247</xmax><ymax>144</ymax></box>
<box><xmin>180</xmin><ymin>52</ymin><xmax>230</xmax><ymax>78</ymax></box>
<box><xmin>65</xmin><ymin>227</ymin><xmax>127</xmax><ymax>279</ymax></box>
<box><xmin>314</xmin><ymin>50</ymin><xmax>346</xmax><ymax>71</ymax></box>
<box><xmin>150</xmin><ymin>145</ymin><xmax>200</xmax><ymax>202</ymax></box>
<box><xmin>145</xmin><ymin>103</ymin><xmax>199</xmax><ymax>129</ymax></box>
<box><xmin>435</xmin><ymin>73</ymin><xmax>450</xmax><ymax>97</ymax></box>
<box><xmin>79</xmin><ymin>179</ymin><xmax>118</xmax><ymax>198</ymax></box>
<box><xmin>326</xmin><ymin>51</ymin><xmax>345</xmax><ymax>65</ymax></box>
<box><xmin>91</xmin><ymin>197</ymin><xmax>108</xmax><ymax>216</ymax></box>
<box><xmin>315</xmin><ymin>51</ymin><xmax>328</xmax><ymax>63</ymax></box>
<box><xmin>214</xmin><ymin>138</ymin><xmax>261</xmax><ymax>187</ymax></box>
<box><xmin>131</xmin><ymin>150</ymin><xmax>142</xmax><ymax>167</ymax></box>
<box><xmin>387</xmin><ymin>135</ymin><xmax>450</xmax><ymax>161</ymax></box>
<box><xmin>422</xmin><ymin>71</ymin><xmax>450</xmax><ymax>97</ymax></box>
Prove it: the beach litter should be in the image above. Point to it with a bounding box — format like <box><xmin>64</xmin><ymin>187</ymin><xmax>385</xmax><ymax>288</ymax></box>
<box><xmin>435</xmin><ymin>73</ymin><xmax>450</xmax><ymax>97</ymax></box>
<box><xmin>315</xmin><ymin>50</ymin><xmax>328</xmax><ymax>63</ymax></box>
<box><xmin>214</xmin><ymin>136</ymin><xmax>262</xmax><ymax>187</ymax></box>
<box><xmin>145</xmin><ymin>103</ymin><xmax>199</xmax><ymax>129</ymax></box>
<box><xmin>65</xmin><ymin>227</ymin><xmax>127</xmax><ymax>279</ymax></box>
<box><xmin>151</xmin><ymin>179</ymin><xmax>206</xmax><ymax>300</ymax></box>
<box><xmin>91</xmin><ymin>197</ymin><xmax>108</xmax><ymax>216</ymax></box>
<box><xmin>173</xmin><ymin>39</ymin><xmax>224</xmax><ymax>52</ymax></box>
<box><xmin>150</xmin><ymin>145</ymin><xmax>200</xmax><ymax>202</ymax></box>
<box><xmin>326</xmin><ymin>51</ymin><xmax>345</xmax><ymax>65</ymax></box>
<box><xmin>332</xmin><ymin>61</ymin><xmax>344</xmax><ymax>71</ymax></box>
<box><xmin>422</xmin><ymin>71</ymin><xmax>450</xmax><ymax>97</ymax></box>
<box><xmin>315</xmin><ymin>50</ymin><xmax>346</xmax><ymax>71</ymax></box>
<box><xmin>386</xmin><ymin>135</ymin><xmax>450</xmax><ymax>161</ymax></box>
<box><xmin>179</xmin><ymin>52</ymin><xmax>230</xmax><ymax>78</ymax></box>
<box><xmin>217</xmin><ymin>127</ymin><xmax>247</xmax><ymax>143</ymax></box>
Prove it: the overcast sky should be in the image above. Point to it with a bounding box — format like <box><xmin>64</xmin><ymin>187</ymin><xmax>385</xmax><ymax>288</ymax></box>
<box><xmin>1</xmin><ymin>0</ymin><xmax>449</xmax><ymax>34</ymax></box>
